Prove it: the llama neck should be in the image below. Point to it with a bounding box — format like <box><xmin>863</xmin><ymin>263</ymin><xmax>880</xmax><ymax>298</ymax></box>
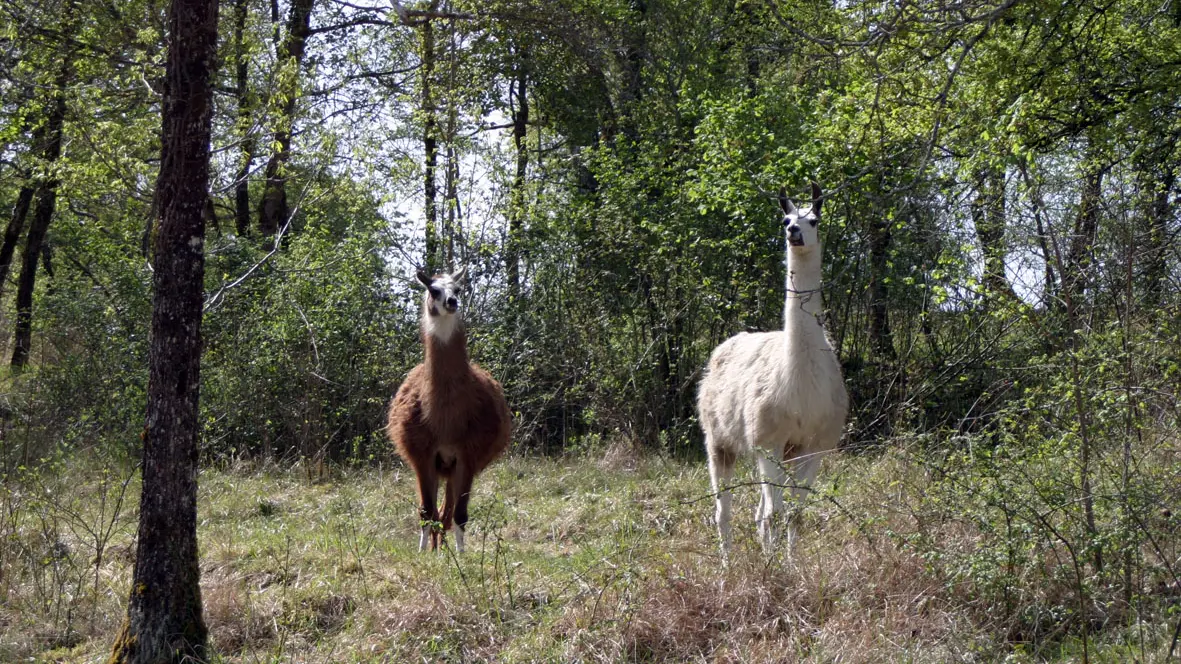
<box><xmin>783</xmin><ymin>248</ymin><xmax>825</xmax><ymax>335</ymax></box>
<box><xmin>422</xmin><ymin>315</ymin><xmax>470</xmax><ymax>379</ymax></box>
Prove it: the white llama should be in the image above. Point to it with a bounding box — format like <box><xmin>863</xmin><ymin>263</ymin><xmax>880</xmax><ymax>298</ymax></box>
<box><xmin>697</xmin><ymin>182</ymin><xmax>849</xmax><ymax>559</ymax></box>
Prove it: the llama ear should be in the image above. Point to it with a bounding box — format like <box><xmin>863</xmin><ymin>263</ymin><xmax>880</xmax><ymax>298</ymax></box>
<box><xmin>778</xmin><ymin>187</ymin><xmax>796</xmax><ymax>216</ymax></box>
<box><xmin>452</xmin><ymin>266</ymin><xmax>467</xmax><ymax>287</ymax></box>
<box><xmin>415</xmin><ymin>269</ymin><xmax>433</xmax><ymax>288</ymax></box>
<box><xmin>811</xmin><ymin>181</ymin><xmax>822</xmax><ymax>219</ymax></box>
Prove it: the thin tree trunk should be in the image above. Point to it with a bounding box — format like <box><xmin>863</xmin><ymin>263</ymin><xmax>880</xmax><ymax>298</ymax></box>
<box><xmin>107</xmin><ymin>0</ymin><xmax>218</xmax><ymax>659</ymax></box>
<box><xmin>0</xmin><ymin>186</ymin><xmax>35</xmax><ymax>297</ymax></box>
<box><xmin>1141</xmin><ymin>160</ymin><xmax>1175</xmax><ymax>308</ymax></box>
<box><xmin>233</xmin><ymin>0</ymin><xmax>255</xmax><ymax>237</ymax></box>
<box><xmin>421</xmin><ymin>1</ymin><xmax>439</xmax><ymax>271</ymax></box>
<box><xmin>258</xmin><ymin>0</ymin><xmax>314</xmax><ymax>238</ymax></box>
<box><xmin>1018</xmin><ymin>161</ymin><xmax>1057</xmax><ymax>308</ymax></box>
<box><xmin>442</xmin><ymin>16</ymin><xmax>460</xmax><ymax>270</ymax></box>
<box><xmin>1062</xmin><ymin>149</ymin><xmax>1105</xmax><ymax>313</ymax></box>
<box><xmin>10</xmin><ymin>186</ymin><xmax>58</xmax><ymax>369</ymax></box>
<box><xmin>867</xmin><ymin>214</ymin><xmax>895</xmax><ymax>362</ymax></box>
<box><xmin>444</xmin><ymin>145</ymin><xmax>457</xmax><ymax>268</ymax></box>
<box><xmin>11</xmin><ymin>57</ymin><xmax>70</xmax><ymax>370</ymax></box>
<box><xmin>506</xmin><ymin>54</ymin><xmax>528</xmax><ymax>306</ymax></box>
<box><xmin>618</xmin><ymin>0</ymin><xmax>647</xmax><ymax>145</ymax></box>
<box><xmin>1062</xmin><ymin>148</ymin><xmax>1105</xmax><ymax>575</ymax></box>
<box><xmin>973</xmin><ymin>166</ymin><xmax>1016</xmax><ymax>304</ymax></box>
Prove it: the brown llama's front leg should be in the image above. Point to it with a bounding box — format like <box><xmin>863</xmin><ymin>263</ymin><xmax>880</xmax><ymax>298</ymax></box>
<box><xmin>415</xmin><ymin>468</ymin><xmax>440</xmax><ymax>552</ymax></box>
<box><xmin>441</xmin><ymin>465</ymin><xmax>475</xmax><ymax>553</ymax></box>
<box><xmin>451</xmin><ymin>468</ymin><xmax>476</xmax><ymax>553</ymax></box>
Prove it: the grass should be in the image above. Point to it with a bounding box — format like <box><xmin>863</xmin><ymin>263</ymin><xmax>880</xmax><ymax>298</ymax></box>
<box><xmin>1</xmin><ymin>441</ymin><xmax>1178</xmax><ymax>663</ymax></box>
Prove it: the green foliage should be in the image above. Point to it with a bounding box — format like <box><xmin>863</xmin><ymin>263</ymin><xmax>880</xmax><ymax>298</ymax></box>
<box><xmin>201</xmin><ymin>182</ymin><xmax>412</xmax><ymax>463</ymax></box>
<box><xmin>0</xmin><ymin>0</ymin><xmax>1178</xmax><ymax>656</ymax></box>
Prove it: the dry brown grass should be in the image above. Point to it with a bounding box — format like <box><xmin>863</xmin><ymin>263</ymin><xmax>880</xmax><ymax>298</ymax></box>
<box><xmin>1</xmin><ymin>445</ymin><xmax>1177</xmax><ymax>663</ymax></box>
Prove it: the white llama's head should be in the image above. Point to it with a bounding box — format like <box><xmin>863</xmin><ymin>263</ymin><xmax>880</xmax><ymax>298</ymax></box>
<box><xmin>778</xmin><ymin>182</ymin><xmax>823</xmax><ymax>251</ymax></box>
<box><xmin>416</xmin><ymin>267</ymin><xmax>467</xmax><ymax>342</ymax></box>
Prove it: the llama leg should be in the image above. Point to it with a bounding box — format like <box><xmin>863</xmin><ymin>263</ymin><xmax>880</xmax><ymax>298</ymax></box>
<box><xmin>434</xmin><ymin>474</ymin><xmax>451</xmax><ymax>552</ymax></box>
<box><xmin>785</xmin><ymin>454</ymin><xmax>821</xmax><ymax>552</ymax></box>
<box><xmin>756</xmin><ymin>451</ymin><xmax>786</xmax><ymax>552</ymax></box>
<box><xmin>450</xmin><ymin>468</ymin><xmax>476</xmax><ymax>554</ymax></box>
<box><xmin>414</xmin><ymin>470</ymin><xmax>440</xmax><ymax>552</ymax></box>
<box><xmin>707</xmin><ymin>444</ymin><xmax>736</xmax><ymax>561</ymax></box>
<box><xmin>438</xmin><ymin>467</ymin><xmax>461</xmax><ymax>553</ymax></box>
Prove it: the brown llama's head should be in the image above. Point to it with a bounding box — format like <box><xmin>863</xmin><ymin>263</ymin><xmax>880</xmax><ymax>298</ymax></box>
<box><xmin>416</xmin><ymin>267</ymin><xmax>467</xmax><ymax>343</ymax></box>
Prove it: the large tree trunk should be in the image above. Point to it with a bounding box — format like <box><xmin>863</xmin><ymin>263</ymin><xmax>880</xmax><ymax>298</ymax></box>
<box><xmin>421</xmin><ymin>1</ymin><xmax>440</xmax><ymax>271</ymax></box>
<box><xmin>106</xmin><ymin>0</ymin><xmax>218</xmax><ymax>659</ymax></box>
<box><xmin>257</xmin><ymin>0</ymin><xmax>314</xmax><ymax>238</ymax></box>
<box><xmin>232</xmin><ymin>0</ymin><xmax>255</xmax><ymax>237</ymax></box>
<box><xmin>10</xmin><ymin>58</ymin><xmax>70</xmax><ymax>370</ymax></box>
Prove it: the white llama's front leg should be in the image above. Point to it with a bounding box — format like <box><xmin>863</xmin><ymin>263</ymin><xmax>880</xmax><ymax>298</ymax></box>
<box><xmin>756</xmin><ymin>453</ymin><xmax>786</xmax><ymax>552</ymax></box>
<box><xmin>708</xmin><ymin>444</ymin><xmax>735</xmax><ymax>562</ymax></box>
<box><xmin>785</xmin><ymin>454</ymin><xmax>821</xmax><ymax>552</ymax></box>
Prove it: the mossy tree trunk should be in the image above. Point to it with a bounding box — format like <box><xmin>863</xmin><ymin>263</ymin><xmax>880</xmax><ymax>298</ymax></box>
<box><xmin>108</xmin><ymin>0</ymin><xmax>218</xmax><ymax>660</ymax></box>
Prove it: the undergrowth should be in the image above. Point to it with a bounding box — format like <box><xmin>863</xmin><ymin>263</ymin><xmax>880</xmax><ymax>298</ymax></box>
<box><xmin>0</xmin><ymin>431</ymin><xmax>1177</xmax><ymax>662</ymax></box>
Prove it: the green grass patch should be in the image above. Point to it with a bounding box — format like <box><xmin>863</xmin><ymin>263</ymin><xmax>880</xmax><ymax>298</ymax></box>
<box><xmin>1</xmin><ymin>442</ymin><xmax>1177</xmax><ymax>662</ymax></box>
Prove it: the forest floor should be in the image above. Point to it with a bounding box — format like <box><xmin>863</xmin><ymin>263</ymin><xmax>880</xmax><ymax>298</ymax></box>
<box><xmin>2</xmin><ymin>445</ymin><xmax>1176</xmax><ymax>663</ymax></box>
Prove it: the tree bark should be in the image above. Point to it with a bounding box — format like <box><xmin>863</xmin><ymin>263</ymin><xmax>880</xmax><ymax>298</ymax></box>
<box><xmin>258</xmin><ymin>0</ymin><xmax>314</xmax><ymax>237</ymax></box>
<box><xmin>972</xmin><ymin>166</ymin><xmax>1017</xmax><ymax>304</ymax></box>
<box><xmin>107</xmin><ymin>0</ymin><xmax>218</xmax><ymax>659</ymax></box>
<box><xmin>1061</xmin><ymin>149</ymin><xmax>1106</xmax><ymax>313</ymax></box>
<box><xmin>618</xmin><ymin>0</ymin><xmax>647</xmax><ymax>145</ymax></box>
<box><xmin>1018</xmin><ymin>161</ymin><xmax>1057</xmax><ymax>307</ymax></box>
<box><xmin>867</xmin><ymin>214</ymin><xmax>895</xmax><ymax>361</ymax></box>
<box><xmin>11</xmin><ymin>57</ymin><xmax>70</xmax><ymax>370</ymax></box>
<box><xmin>1140</xmin><ymin>158</ymin><xmax>1175</xmax><ymax>308</ymax></box>
<box><xmin>441</xmin><ymin>17</ymin><xmax>461</xmax><ymax>270</ymax></box>
<box><xmin>421</xmin><ymin>1</ymin><xmax>440</xmax><ymax>271</ymax></box>
<box><xmin>232</xmin><ymin>0</ymin><xmax>255</xmax><ymax>237</ymax></box>
<box><xmin>0</xmin><ymin>186</ymin><xmax>35</xmax><ymax>297</ymax></box>
<box><xmin>10</xmin><ymin>185</ymin><xmax>59</xmax><ymax>369</ymax></box>
<box><xmin>506</xmin><ymin>52</ymin><xmax>528</xmax><ymax>306</ymax></box>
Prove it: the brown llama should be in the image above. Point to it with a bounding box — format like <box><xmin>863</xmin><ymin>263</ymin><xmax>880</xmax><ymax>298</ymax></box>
<box><xmin>386</xmin><ymin>267</ymin><xmax>512</xmax><ymax>552</ymax></box>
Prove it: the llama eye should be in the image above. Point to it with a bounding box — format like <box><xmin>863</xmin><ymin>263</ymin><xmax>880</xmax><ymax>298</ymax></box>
<box><xmin>809</xmin><ymin>218</ymin><xmax>818</xmax><ymax>227</ymax></box>
<box><xmin>428</xmin><ymin>286</ymin><xmax>441</xmax><ymax>298</ymax></box>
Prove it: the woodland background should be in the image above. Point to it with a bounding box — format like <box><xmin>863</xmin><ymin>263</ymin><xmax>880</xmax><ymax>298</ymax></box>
<box><xmin>0</xmin><ymin>0</ymin><xmax>1179</xmax><ymax>661</ymax></box>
